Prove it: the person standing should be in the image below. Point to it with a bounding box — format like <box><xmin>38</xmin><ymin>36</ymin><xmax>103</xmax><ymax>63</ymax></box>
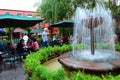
<box><xmin>42</xmin><ymin>28</ymin><xmax>49</xmax><ymax>47</ymax></box>
<box><xmin>114</xmin><ymin>33</ymin><xmax>118</xmax><ymax>44</ymax></box>
<box><xmin>23</xmin><ymin>34</ymin><xmax>29</xmax><ymax>45</ymax></box>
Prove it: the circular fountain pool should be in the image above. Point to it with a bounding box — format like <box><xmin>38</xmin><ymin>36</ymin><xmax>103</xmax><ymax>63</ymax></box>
<box><xmin>58</xmin><ymin>51</ymin><xmax>120</xmax><ymax>72</ymax></box>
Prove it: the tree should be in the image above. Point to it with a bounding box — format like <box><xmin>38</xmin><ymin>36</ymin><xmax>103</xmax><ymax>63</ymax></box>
<box><xmin>37</xmin><ymin>0</ymin><xmax>94</xmax><ymax>37</ymax></box>
<box><xmin>38</xmin><ymin>0</ymin><xmax>73</xmax><ymax>23</ymax></box>
<box><xmin>38</xmin><ymin>0</ymin><xmax>95</xmax><ymax>23</ymax></box>
<box><xmin>104</xmin><ymin>0</ymin><xmax>120</xmax><ymax>16</ymax></box>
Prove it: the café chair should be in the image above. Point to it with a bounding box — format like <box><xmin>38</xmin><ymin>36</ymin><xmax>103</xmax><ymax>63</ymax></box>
<box><xmin>3</xmin><ymin>45</ymin><xmax>21</xmax><ymax>70</ymax></box>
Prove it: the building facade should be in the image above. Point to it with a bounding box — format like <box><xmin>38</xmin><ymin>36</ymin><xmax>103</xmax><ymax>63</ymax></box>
<box><xmin>0</xmin><ymin>9</ymin><xmax>40</xmax><ymax>29</ymax></box>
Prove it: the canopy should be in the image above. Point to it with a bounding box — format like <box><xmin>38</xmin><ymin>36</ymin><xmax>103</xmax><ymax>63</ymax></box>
<box><xmin>13</xmin><ymin>27</ymin><xmax>28</xmax><ymax>34</ymax></box>
<box><xmin>13</xmin><ymin>30</ymin><xmax>28</xmax><ymax>34</ymax></box>
<box><xmin>0</xmin><ymin>14</ymin><xmax>43</xmax><ymax>28</ymax></box>
<box><xmin>50</xmin><ymin>19</ymin><xmax>74</xmax><ymax>28</ymax></box>
<box><xmin>30</xmin><ymin>29</ymin><xmax>43</xmax><ymax>33</ymax></box>
<box><xmin>0</xmin><ymin>30</ymin><xmax>6</xmax><ymax>35</ymax></box>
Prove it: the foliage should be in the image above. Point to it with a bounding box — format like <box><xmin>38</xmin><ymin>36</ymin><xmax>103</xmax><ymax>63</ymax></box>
<box><xmin>38</xmin><ymin>0</ymin><xmax>94</xmax><ymax>23</ymax></box>
<box><xmin>70</xmin><ymin>71</ymin><xmax>102</xmax><ymax>80</ymax></box>
<box><xmin>72</xmin><ymin>43</ymin><xmax>89</xmax><ymax>50</ymax></box>
<box><xmin>38</xmin><ymin>0</ymin><xmax>73</xmax><ymax>23</ymax></box>
<box><xmin>2</xmin><ymin>39</ymin><xmax>10</xmax><ymax>46</ymax></box>
<box><xmin>59</xmin><ymin>27</ymin><xmax>73</xmax><ymax>38</ymax></box>
<box><xmin>104</xmin><ymin>0</ymin><xmax>120</xmax><ymax>16</ymax></box>
<box><xmin>24</xmin><ymin>44</ymin><xmax>120</xmax><ymax>80</ymax></box>
<box><xmin>38</xmin><ymin>0</ymin><xmax>120</xmax><ymax>24</ymax></box>
<box><xmin>95</xmin><ymin>43</ymin><xmax>111</xmax><ymax>49</ymax></box>
<box><xmin>116</xmin><ymin>27</ymin><xmax>120</xmax><ymax>42</ymax></box>
<box><xmin>52</xmin><ymin>68</ymin><xmax>66</xmax><ymax>80</ymax></box>
<box><xmin>115</xmin><ymin>43</ymin><xmax>120</xmax><ymax>51</ymax></box>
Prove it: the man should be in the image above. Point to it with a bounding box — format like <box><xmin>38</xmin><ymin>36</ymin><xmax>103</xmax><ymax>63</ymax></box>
<box><xmin>42</xmin><ymin>28</ymin><xmax>49</xmax><ymax>47</ymax></box>
<box><xmin>0</xmin><ymin>39</ymin><xmax>6</xmax><ymax>62</ymax></box>
<box><xmin>23</xmin><ymin>34</ymin><xmax>29</xmax><ymax>45</ymax></box>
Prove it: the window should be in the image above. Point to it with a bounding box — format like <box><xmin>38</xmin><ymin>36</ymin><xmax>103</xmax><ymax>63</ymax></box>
<box><xmin>17</xmin><ymin>13</ymin><xmax>22</xmax><ymax>16</ymax></box>
<box><xmin>27</xmin><ymin>14</ymin><xmax>32</xmax><ymax>17</ymax></box>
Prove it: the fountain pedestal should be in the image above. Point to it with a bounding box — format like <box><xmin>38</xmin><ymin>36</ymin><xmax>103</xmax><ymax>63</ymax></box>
<box><xmin>58</xmin><ymin>51</ymin><xmax>120</xmax><ymax>74</ymax></box>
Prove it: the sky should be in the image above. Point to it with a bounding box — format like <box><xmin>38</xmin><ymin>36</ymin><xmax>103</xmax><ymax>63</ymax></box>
<box><xmin>0</xmin><ymin>0</ymin><xmax>42</xmax><ymax>11</ymax></box>
<box><xmin>0</xmin><ymin>0</ymin><xmax>119</xmax><ymax>12</ymax></box>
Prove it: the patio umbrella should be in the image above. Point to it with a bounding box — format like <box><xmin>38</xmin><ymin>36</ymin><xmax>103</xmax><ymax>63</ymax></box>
<box><xmin>13</xmin><ymin>30</ymin><xmax>28</xmax><ymax>34</ymax></box>
<box><xmin>0</xmin><ymin>14</ymin><xmax>43</xmax><ymax>42</ymax></box>
<box><xmin>0</xmin><ymin>30</ymin><xmax>6</xmax><ymax>35</ymax></box>
<box><xmin>13</xmin><ymin>27</ymin><xmax>28</xmax><ymax>34</ymax></box>
<box><xmin>0</xmin><ymin>14</ymin><xmax>43</xmax><ymax>28</ymax></box>
<box><xmin>50</xmin><ymin>19</ymin><xmax>74</xmax><ymax>28</ymax></box>
<box><xmin>30</xmin><ymin>29</ymin><xmax>43</xmax><ymax>33</ymax></box>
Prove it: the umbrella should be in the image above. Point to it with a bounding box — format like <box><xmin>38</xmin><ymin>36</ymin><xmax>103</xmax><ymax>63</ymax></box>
<box><xmin>0</xmin><ymin>14</ymin><xmax>43</xmax><ymax>28</ymax></box>
<box><xmin>0</xmin><ymin>14</ymin><xmax>43</xmax><ymax>42</ymax></box>
<box><xmin>50</xmin><ymin>19</ymin><xmax>74</xmax><ymax>28</ymax></box>
<box><xmin>0</xmin><ymin>30</ymin><xmax>6</xmax><ymax>35</ymax></box>
<box><xmin>30</xmin><ymin>29</ymin><xmax>43</xmax><ymax>33</ymax></box>
<box><xmin>13</xmin><ymin>30</ymin><xmax>28</xmax><ymax>34</ymax></box>
<box><xmin>13</xmin><ymin>28</ymin><xmax>28</xmax><ymax>34</ymax></box>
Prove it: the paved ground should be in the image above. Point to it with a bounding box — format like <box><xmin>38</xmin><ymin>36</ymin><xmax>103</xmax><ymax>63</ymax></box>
<box><xmin>0</xmin><ymin>57</ymin><xmax>61</xmax><ymax>80</ymax></box>
<box><xmin>43</xmin><ymin>57</ymin><xmax>62</xmax><ymax>71</ymax></box>
<box><xmin>0</xmin><ymin>61</ymin><xmax>26</xmax><ymax>80</ymax></box>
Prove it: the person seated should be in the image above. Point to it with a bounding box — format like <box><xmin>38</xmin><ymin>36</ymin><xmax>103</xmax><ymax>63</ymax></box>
<box><xmin>26</xmin><ymin>38</ymin><xmax>33</xmax><ymax>53</ymax></box>
<box><xmin>52</xmin><ymin>34</ymin><xmax>59</xmax><ymax>47</ymax></box>
<box><xmin>59</xmin><ymin>35</ymin><xmax>64</xmax><ymax>46</ymax></box>
<box><xmin>62</xmin><ymin>36</ymin><xmax>69</xmax><ymax>44</ymax></box>
<box><xmin>27</xmin><ymin>38</ymin><xmax>33</xmax><ymax>47</ymax></box>
<box><xmin>31</xmin><ymin>38</ymin><xmax>40</xmax><ymax>52</ymax></box>
<box><xmin>7</xmin><ymin>42</ymin><xmax>16</xmax><ymax>55</ymax></box>
<box><xmin>0</xmin><ymin>41</ymin><xmax>6</xmax><ymax>52</ymax></box>
<box><xmin>59</xmin><ymin>36</ymin><xmax>68</xmax><ymax>46</ymax></box>
<box><xmin>16</xmin><ymin>39</ymin><xmax>26</xmax><ymax>59</ymax></box>
<box><xmin>16</xmin><ymin>39</ymin><xmax>25</xmax><ymax>51</ymax></box>
<box><xmin>0</xmin><ymin>41</ymin><xmax>6</xmax><ymax>62</ymax></box>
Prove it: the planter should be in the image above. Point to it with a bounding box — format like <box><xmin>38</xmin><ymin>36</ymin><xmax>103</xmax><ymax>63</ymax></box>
<box><xmin>41</xmin><ymin>53</ymin><xmax>61</xmax><ymax>64</ymax></box>
<box><xmin>28</xmin><ymin>70</ymin><xmax>33</xmax><ymax>77</ymax></box>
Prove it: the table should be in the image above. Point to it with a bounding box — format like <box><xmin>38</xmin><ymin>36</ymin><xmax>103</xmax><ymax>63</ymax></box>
<box><xmin>0</xmin><ymin>52</ymin><xmax>5</xmax><ymax>56</ymax></box>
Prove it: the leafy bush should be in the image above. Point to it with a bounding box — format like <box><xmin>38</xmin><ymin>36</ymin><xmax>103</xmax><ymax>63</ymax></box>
<box><xmin>115</xmin><ymin>43</ymin><xmax>120</xmax><ymax>51</ymax></box>
<box><xmin>24</xmin><ymin>44</ymin><xmax>120</xmax><ymax>80</ymax></box>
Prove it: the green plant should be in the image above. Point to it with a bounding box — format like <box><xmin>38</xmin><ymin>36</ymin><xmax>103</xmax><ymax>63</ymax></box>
<box><xmin>52</xmin><ymin>46</ymin><xmax>61</xmax><ymax>54</ymax></box>
<box><xmin>24</xmin><ymin>44</ymin><xmax>120</xmax><ymax>80</ymax></box>
<box><xmin>52</xmin><ymin>68</ymin><xmax>66</xmax><ymax>80</ymax></box>
<box><xmin>39</xmin><ymin>49</ymin><xmax>49</xmax><ymax>61</ymax></box>
<box><xmin>115</xmin><ymin>43</ymin><xmax>120</xmax><ymax>51</ymax></box>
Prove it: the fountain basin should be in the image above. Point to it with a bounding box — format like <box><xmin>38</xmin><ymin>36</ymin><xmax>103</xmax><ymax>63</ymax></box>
<box><xmin>58</xmin><ymin>51</ymin><xmax>120</xmax><ymax>72</ymax></box>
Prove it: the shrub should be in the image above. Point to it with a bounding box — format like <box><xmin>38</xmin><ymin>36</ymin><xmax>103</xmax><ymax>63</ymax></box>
<box><xmin>24</xmin><ymin>44</ymin><xmax>120</xmax><ymax>80</ymax></box>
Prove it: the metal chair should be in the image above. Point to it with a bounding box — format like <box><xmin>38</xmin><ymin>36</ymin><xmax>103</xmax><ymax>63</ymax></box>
<box><xmin>3</xmin><ymin>44</ymin><xmax>21</xmax><ymax>70</ymax></box>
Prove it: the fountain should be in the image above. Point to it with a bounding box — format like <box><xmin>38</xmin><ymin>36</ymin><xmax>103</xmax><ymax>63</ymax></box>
<box><xmin>58</xmin><ymin>4</ymin><xmax>120</xmax><ymax>73</ymax></box>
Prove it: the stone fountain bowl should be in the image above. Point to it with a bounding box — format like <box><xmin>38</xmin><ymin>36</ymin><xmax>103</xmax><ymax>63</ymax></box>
<box><xmin>58</xmin><ymin>51</ymin><xmax>120</xmax><ymax>73</ymax></box>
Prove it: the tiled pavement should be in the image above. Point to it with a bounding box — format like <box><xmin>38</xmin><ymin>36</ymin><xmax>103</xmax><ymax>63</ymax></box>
<box><xmin>0</xmin><ymin>62</ymin><xmax>26</xmax><ymax>80</ymax></box>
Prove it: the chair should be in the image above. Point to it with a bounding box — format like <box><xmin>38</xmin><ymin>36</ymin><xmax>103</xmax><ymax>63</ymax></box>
<box><xmin>3</xmin><ymin>44</ymin><xmax>21</xmax><ymax>70</ymax></box>
<box><xmin>16</xmin><ymin>46</ymin><xmax>29</xmax><ymax>60</ymax></box>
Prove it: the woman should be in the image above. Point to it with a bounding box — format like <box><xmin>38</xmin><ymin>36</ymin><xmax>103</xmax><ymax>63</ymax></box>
<box><xmin>16</xmin><ymin>39</ymin><xmax>26</xmax><ymax>59</ymax></box>
<box><xmin>31</xmin><ymin>38</ymin><xmax>39</xmax><ymax>52</ymax></box>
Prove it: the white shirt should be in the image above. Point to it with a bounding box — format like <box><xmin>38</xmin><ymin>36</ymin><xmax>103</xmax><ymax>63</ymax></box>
<box><xmin>42</xmin><ymin>31</ymin><xmax>48</xmax><ymax>42</ymax></box>
<box><xmin>23</xmin><ymin>35</ymin><xmax>29</xmax><ymax>45</ymax></box>
<box><xmin>23</xmin><ymin>35</ymin><xmax>28</xmax><ymax>41</ymax></box>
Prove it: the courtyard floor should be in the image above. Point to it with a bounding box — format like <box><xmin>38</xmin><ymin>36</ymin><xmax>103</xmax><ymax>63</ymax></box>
<box><xmin>0</xmin><ymin>62</ymin><xmax>25</xmax><ymax>80</ymax></box>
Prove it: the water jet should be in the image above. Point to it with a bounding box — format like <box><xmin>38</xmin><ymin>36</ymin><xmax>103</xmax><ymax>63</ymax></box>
<box><xmin>58</xmin><ymin>4</ymin><xmax>120</xmax><ymax>73</ymax></box>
